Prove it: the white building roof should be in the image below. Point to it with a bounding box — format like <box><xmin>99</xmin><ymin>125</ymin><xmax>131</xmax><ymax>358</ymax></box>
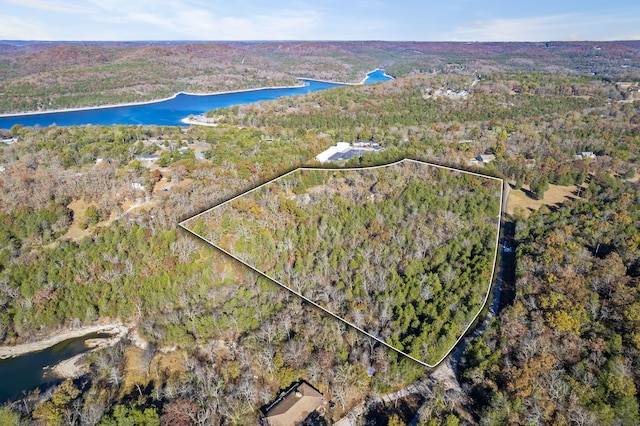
<box><xmin>315</xmin><ymin>142</ymin><xmax>351</xmax><ymax>163</ymax></box>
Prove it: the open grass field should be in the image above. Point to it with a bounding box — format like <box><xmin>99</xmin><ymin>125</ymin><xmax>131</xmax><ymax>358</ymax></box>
<box><xmin>506</xmin><ymin>182</ymin><xmax>581</xmax><ymax>218</ymax></box>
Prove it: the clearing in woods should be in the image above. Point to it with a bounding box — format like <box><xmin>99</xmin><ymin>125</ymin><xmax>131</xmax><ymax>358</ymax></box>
<box><xmin>506</xmin><ymin>182</ymin><xmax>581</xmax><ymax>217</ymax></box>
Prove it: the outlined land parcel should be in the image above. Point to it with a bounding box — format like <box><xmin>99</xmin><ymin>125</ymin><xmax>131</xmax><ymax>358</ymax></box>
<box><xmin>180</xmin><ymin>159</ymin><xmax>503</xmax><ymax>367</ymax></box>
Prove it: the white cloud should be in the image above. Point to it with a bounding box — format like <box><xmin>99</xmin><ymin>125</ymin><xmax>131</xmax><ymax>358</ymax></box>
<box><xmin>82</xmin><ymin>1</ymin><xmax>325</xmax><ymax>40</ymax></box>
<box><xmin>444</xmin><ymin>13</ymin><xmax>640</xmax><ymax>42</ymax></box>
<box><xmin>4</xmin><ymin>0</ymin><xmax>91</xmax><ymax>14</ymax></box>
<box><xmin>2</xmin><ymin>1</ymin><xmax>639</xmax><ymax>41</ymax></box>
<box><xmin>177</xmin><ymin>9</ymin><xmax>323</xmax><ymax>40</ymax></box>
<box><xmin>0</xmin><ymin>16</ymin><xmax>51</xmax><ymax>39</ymax></box>
<box><xmin>225</xmin><ymin>11</ymin><xmax>323</xmax><ymax>40</ymax></box>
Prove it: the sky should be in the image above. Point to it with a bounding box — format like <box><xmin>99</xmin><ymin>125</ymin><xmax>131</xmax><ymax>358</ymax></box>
<box><xmin>1</xmin><ymin>0</ymin><xmax>639</xmax><ymax>42</ymax></box>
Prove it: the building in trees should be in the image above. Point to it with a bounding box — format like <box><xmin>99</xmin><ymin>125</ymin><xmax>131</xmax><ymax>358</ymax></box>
<box><xmin>575</xmin><ymin>151</ymin><xmax>596</xmax><ymax>160</ymax></box>
<box><xmin>262</xmin><ymin>381</ymin><xmax>326</xmax><ymax>426</ymax></box>
<box><xmin>468</xmin><ymin>154</ymin><xmax>495</xmax><ymax>166</ymax></box>
<box><xmin>315</xmin><ymin>141</ymin><xmax>384</xmax><ymax>163</ymax></box>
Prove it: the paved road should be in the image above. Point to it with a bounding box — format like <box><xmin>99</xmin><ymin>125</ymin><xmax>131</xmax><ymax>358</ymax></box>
<box><xmin>333</xmin><ymin>381</ymin><xmax>430</xmax><ymax>426</ymax></box>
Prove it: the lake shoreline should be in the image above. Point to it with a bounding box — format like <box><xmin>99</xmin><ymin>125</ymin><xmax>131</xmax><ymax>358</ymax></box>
<box><xmin>0</xmin><ymin>70</ymin><xmax>391</xmax><ymax>119</ymax></box>
<box><xmin>49</xmin><ymin>353</ymin><xmax>88</xmax><ymax>379</ymax></box>
<box><xmin>181</xmin><ymin>116</ymin><xmax>219</xmax><ymax>126</ymax></box>
<box><xmin>0</xmin><ymin>83</ymin><xmax>306</xmax><ymax>118</ymax></box>
<box><xmin>0</xmin><ymin>324</ymin><xmax>128</xmax><ymax>359</ymax></box>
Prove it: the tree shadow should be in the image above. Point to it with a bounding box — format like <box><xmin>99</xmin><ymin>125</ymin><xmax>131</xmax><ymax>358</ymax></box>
<box><xmin>520</xmin><ymin>187</ymin><xmax>539</xmax><ymax>200</ymax></box>
<box><xmin>363</xmin><ymin>394</ymin><xmax>423</xmax><ymax>425</ymax></box>
<box><xmin>508</xmin><ymin>183</ymin><xmax>538</xmax><ymax>200</ymax></box>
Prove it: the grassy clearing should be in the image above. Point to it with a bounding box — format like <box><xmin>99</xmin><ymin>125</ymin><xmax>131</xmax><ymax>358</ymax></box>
<box><xmin>62</xmin><ymin>199</ymin><xmax>92</xmax><ymax>241</ymax></box>
<box><xmin>121</xmin><ymin>347</ymin><xmax>150</xmax><ymax>396</ymax></box>
<box><xmin>150</xmin><ymin>352</ymin><xmax>185</xmax><ymax>382</ymax></box>
<box><xmin>506</xmin><ymin>182</ymin><xmax>580</xmax><ymax>218</ymax></box>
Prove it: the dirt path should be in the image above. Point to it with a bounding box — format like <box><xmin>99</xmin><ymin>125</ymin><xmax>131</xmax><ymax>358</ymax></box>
<box><xmin>0</xmin><ymin>324</ymin><xmax>128</xmax><ymax>359</ymax></box>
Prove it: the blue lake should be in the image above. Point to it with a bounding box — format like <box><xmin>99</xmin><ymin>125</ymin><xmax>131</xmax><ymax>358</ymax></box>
<box><xmin>362</xmin><ymin>69</ymin><xmax>393</xmax><ymax>84</ymax></box>
<box><xmin>0</xmin><ymin>333</ymin><xmax>111</xmax><ymax>402</ymax></box>
<box><xmin>0</xmin><ymin>70</ymin><xmax>391</xmax><ymax>129</ymax></box>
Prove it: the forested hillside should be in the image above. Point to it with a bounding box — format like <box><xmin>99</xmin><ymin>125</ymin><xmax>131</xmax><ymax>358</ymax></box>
<box><xmin>185</xmin><ymin>161</ymin><xmax>501</xmax><ymax>365</ymax></box>
<box><xmin>0</xmin><ymin>51</ymin><xmax>639</xmax><ymax>424</ymax></box>
<box><xmin>1</xmin><ymin>40</ymin><xmax>640</xmax><ymax>114</ymax></box>
<box><xmin>0</xmin><ymin>122</ymin><xmax>431</xmax><ymax>425</ymax></box>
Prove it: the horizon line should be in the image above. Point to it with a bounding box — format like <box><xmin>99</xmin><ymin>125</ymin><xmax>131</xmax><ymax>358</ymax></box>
<box><xmin>2</xmin><ymin>39</ymin><xmax>639</xmax><ymax>44</ymax></box>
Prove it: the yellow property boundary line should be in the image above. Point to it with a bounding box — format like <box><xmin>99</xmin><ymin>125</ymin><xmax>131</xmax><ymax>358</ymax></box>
<box><xmin>179</xmin><ymin>158</ymin><xmax>503</xmax><ymax>368</ymax></box>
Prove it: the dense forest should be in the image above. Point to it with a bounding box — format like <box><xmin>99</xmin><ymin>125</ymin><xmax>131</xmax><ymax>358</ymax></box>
<box><xmin>0</xmin><ymin>42</ymin><xmax>639</xmax><ymax>424</ymax></box>
<box><xmin>185</xmin><ymin>161</ymin><xmax>501</xmax><ymax>365</ymax></box>
<box><xmin>461</xmin><ymin>179</ymin><xmax>640</xmax><ymax>424</ymax></box>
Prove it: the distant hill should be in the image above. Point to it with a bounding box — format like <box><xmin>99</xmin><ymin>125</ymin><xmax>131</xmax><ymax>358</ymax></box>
<box><xmin>0</xmin><ymin>40</ymin><xmax>639</xmax><ymax>114</ymax></box>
